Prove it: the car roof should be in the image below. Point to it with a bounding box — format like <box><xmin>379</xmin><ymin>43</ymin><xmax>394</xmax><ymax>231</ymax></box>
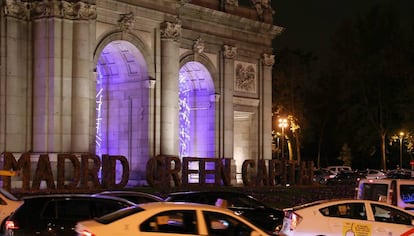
<box><xmin>21</xmin><ymin>193</ymin><xmax>136</xmax><ymax>205</ymax></box>
<box><xmin>137</xmin><ymin>201</ymin><xmax>237</xmax><ymax>213</ymax></box>
<box><xmin>95</xmin><ymin>190</ymin><xmax>163</xmax><ymax>198</ymax></box>
<box><xmin>285</xmin><ymin>199</ymin><xmax>414</xmax><ymax>214</ymax></box>
<box><xmin>95</xmin><ymin>202</ymin><xmax>265</xmax><ymax>228</ymax></box>
<box><xmin>167</xmin><ymin>190</ymin><xmax>249</xmax><ymax>197</ymax></box>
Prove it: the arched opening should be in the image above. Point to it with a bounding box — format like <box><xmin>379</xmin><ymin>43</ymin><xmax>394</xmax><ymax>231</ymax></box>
<box><xmin>95</xmin><ymin>40</ymin><xmax>149</xmax><ymax>184</ymax></box>
<box><xmin>179</xmin><ymin>62</ymin><xmax>215</xmax><ymax>158</ymax></box>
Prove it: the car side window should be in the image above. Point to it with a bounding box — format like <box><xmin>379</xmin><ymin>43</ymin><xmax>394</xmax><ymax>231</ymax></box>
<box><xmin>57</xmin><ymin>200</ymin><xmax>91</xmax><ymax>219</ymax></box>
<box><xmin>203</xmin><ymin>211</ymin><xmax>253</xmax><ymax>236</ymax></box>
<box><xmin>371</xmin><ymin>203</ymin><xmax>412</xmax><ymax>225</ymax></box>
<box><xmin>42</xmin><ymin>201</ymin><xmax>57</xmax><ymax>218</ymax></box>
<box><xmin>140</xmin><ymin>210</ymin><xmax>197</xmax><ymax>234</ymax></box>
<box><xmin>320</xmin><ymin>203</ymin><xmax>367</xmax><ymax>220</ymax></box>
<box><xmin>42</xmin><ymin>200</ymin><xmax>91</xmax><ymax>220</ymax></box>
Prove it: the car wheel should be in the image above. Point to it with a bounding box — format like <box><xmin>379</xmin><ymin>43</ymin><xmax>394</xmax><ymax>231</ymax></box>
<box><xmin>319</xmin><ymin>178</ymin><xmax>327</xmax><ymax>185</ymax></box>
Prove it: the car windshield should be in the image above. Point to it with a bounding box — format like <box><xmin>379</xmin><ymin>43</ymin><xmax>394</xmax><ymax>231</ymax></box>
<box><xmin>230</xmin><ymin>195</ymin><xmax>267</xmax><ymax>208</ymax></box>
<box><xmin>95</xmin><ymin>206</ymin><xmax>144</xmax><ymax>224</ymax></box>
<box><xmin>0</xmin><ymin>187</ymin><xmax>19</xmax><ymax>201</ymax></box>
<box><xmin>167</xmin><ymin>192</ymin><xmax>268</xmax><ymax>209</ymax></box>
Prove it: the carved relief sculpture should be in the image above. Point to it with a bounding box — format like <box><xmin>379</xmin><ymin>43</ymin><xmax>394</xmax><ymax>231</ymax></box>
<box><xmin>234</xmin><ymin>62</ymin><xmax>257</xmax><ymax>93</ymax></box>
<box><xmin>160</xmin><ymin>21</ymin><xmax>182</xmax><ymax>41</ymax></box>
<box><xmin>118</xmin><ymin>12</ymin><xmax>135</xmax><ymax>31</ymax></box>
<box><xmin>226</xmin><ymin>0</ymin><xmax>239</xmax><ymax>6</ymax></box>
<box><xmin>4</xmin><ymin>0</ymin><xmax>97</xmax><ymax>20</ymax></box>
<box><xmin>192</xmin><ymin>37</ymin><xmax>205</xmax><ymax>54</ymax></box>
<box><xmin>223</xmin><ymin>45</ymin><xmax>237</xmax><ymax>59</ymax></box>
<box><xmin>262</xmin><ymin>53</ymin><xmax>275</xmax><ymax>66</ymax></box>
<box><xmin>251</xmin><ymin>0</ymin><xmax>272</xmax><ymax>21</ymax></box>
<box><xmin>4</xmin><ymin>0</ymin><xmax>28</xmax><ymax>20</ymax></box>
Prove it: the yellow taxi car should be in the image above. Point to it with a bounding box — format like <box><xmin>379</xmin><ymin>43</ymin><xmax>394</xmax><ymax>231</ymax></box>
<box><xmin>279</xmin><ymin>199</ymin><xmax>414</xmax><ymax>236</ymax></box>
<box><xmin>76</xmin><ymin>202</ymin><xmax>270</xmax><ymax>236</ymax></box>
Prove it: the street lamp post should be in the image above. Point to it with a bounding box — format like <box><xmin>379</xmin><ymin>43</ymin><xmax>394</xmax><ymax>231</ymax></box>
<box><xmin>399</xmin><ymin>132</ymin><xmax>404</xmax><ymax>169</ymax></box>
<box><xmin>278</xmin><ymin>118</ymin><xmax>288</xmax><ymax>160</ymax></box>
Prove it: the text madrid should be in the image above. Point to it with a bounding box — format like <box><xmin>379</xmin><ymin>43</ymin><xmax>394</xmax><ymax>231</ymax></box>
<box><xmin>1</xmin><ymin>152</ymin><xmax>314</xmax><ymax>191</ymax></box>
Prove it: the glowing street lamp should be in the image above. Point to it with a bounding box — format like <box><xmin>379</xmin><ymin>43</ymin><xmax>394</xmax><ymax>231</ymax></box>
<box><xmin>278</xmin><ymin>118</ymin><xmax>288</xmax><ymax>160</ymax></box>
<box><xmin>399</xmin><ymin>131</ymin><xmax>404</xmax><ymax>169</ymax></box>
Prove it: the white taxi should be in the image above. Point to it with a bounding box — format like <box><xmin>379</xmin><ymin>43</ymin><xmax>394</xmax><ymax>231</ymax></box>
<box><xmin>279</xmin><ymin>199</ymin><xmax>414</xmax><ymax>236</ymax></box>
<box><xmin>76</xmin><ymin>202</ymin><xmax>270</xmax><ymax>236</ymax></box>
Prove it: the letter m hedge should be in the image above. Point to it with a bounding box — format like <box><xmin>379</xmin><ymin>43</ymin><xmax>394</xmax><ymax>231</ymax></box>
<box><xmin>2</xmin><ymin>152</ymin><xmax>31</xmax><ymax>191</ymax></box>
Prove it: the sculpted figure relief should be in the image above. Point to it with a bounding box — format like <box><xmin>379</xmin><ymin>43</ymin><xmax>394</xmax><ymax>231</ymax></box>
<box><xmin>4</xmin><ymin>0</ymin><xmax>96</xmax><ymax>20</ymax></box>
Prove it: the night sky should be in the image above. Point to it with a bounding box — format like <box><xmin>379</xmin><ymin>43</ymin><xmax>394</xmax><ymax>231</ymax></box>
<box><xmin>271</xmin><ymin>0</ymin><xmax>414</xmax><ymax>60</ymax></box>
<box><xmin>269</xmin><ymin>0</ymin><xmax>414</xmax><ymax>169</ymax></box>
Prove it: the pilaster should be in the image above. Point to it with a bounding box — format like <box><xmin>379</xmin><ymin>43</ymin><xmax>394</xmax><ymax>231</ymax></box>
<box><xmin>1</xmin><ymin>1</ymin><xmax>31</xmax><ymax>152</ymax></box>
<box><xmin>29</xmin><ymin>1</ymin><xmax>97</xmax><ymax>152</ymax></box>
<box><xmin>262</xmin><ymin>53</ymin><xmax>275</xmax><ymax>160</ymax></box>
<box><xmin>222</xmin><ymin>45</ymin><xmax>237</xmax><ymax>159</ymax></box>
<box><xmin>160</xmin><ymin>21</ymin><xmax>181</xmax><ymax>156</ymax></box>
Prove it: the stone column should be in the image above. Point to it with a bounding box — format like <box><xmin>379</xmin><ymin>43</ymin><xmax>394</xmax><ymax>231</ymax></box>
<box><xmin>1</xmin><ymin>1</ymin><xmax>31</xmax><ymax>152</ymax></box>
<box><xmin>31</xmin><ymin>1</ymin><xmax>96</xmax><ymax>152</ymax></box>
<box><xmin>160</xmin><ymin>22</ymin><xmax>181</xmax><ymax>156</ymax></box>
<box><xmin>70</xmin><ymin>2</ymin><xmax>97</xmax><ymax>152</ymax></box>
<box><xmin>31</xmin><ymin>3</ymin><xmax>64</xmax><ymax>152</ymax></box>
<box><xmin>262</xmin><ymin>53</ymin><xmax>275</xmax><ymax>160</ymax></box>
<box><xmin>222</xmin><ymin>45</ymin><xmax>237</xmax><ymax>158</ymax></box>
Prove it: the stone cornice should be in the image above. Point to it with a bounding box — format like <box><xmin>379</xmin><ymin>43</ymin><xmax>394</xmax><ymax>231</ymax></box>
<box><xmin>3</xmin><ymin>0</ymin><xmax>97</xmax><ymax>20</ymax></box>
<box><xmin>179</xmin><ymin>3</ymin><xmax>283</xmax><ymax>38</ymax></box>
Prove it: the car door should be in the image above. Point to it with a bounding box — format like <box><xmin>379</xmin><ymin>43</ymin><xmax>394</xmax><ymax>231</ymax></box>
<box><xmin>40</xmin><ymin>199</ymin><xmax>92</xmax><ymax>236</ymax></box>
<box><xmin>201</xmin><ymin>210</ymin><xmax>260</xmax><ymax>236</ymax></box>
<box><xmin>139</xmin><ymin>209</ymin><xmax>200</xmax><ymax>236</ymax></box>
<box><xmin>322</xmin><ymin>203</ymin><xmax>373</xmax><ymax>236</ymax></box>
<box><xmin>369</xmin><ymin>203</ymin><xmax>414</xmax><ymax>236</ymax></box>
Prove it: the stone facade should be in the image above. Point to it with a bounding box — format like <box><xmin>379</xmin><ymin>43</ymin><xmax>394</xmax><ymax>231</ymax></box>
<box><xmin>0</xmin><ymin>0</ymin><xmax>282</xmax><ymax>187</ymax></box>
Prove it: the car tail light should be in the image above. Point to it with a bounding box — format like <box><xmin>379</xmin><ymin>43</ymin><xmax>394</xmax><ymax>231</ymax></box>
<box><xmin>78</xmin><ymin>230</ymin><xmax>95</xmax><ymax>236</ymax></box>
<box><xmin>5</xmin><ymin>220</ymin><xmax>19</xmax><ymax>230</ymax></box>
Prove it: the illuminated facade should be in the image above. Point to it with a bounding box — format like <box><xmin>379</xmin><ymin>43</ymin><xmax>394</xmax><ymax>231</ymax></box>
<box><xmin>0</xmin><ymin>0</ymin><xmax>282</xmax><ymax>186</ymax></box>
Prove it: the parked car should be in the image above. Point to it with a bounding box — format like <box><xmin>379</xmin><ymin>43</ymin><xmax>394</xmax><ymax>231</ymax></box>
<box><xmin>326</xmin><ymin>165</ymin><xmax>353</xmax><ymax>174</ymax></box>
<box><xmin>386</xmin><ymin>169</ymin><xmax>412</xmax><ymax>179</ymax></box>
<box><xmin>93</xmin><ymin>190</ymin><xmax>164</xmax><ymax>204</ymax></box>
<box><xmin>326</xmin><ymin>171</ymin><xmax>365</xmax><ymax>185</ymax></box>
<box><xmin>76</xmin><ymin>202</ymin><xmax>271</xmax><ymax>236</ymax></box>
<box><xmin>279</xmin><ymin>199</ymin><xmax>414</xmax><ymax>236</ymax></box>
<box><xmin>0</xmin><ymin>188</ymin><xmax>22</xmax><ymax>232</ymax></box>
<box><xmin>4</xmin><ymin>194</ymin><xmax>136</xmax><ymax>236</ymax></box>
<box><xmin>361</xmin><ymin>169</ymin><xmax>387</xmax><ymax>179</ymax></box>
<box><xmin>165</xmin><ymin>190</ymin><xmax>284</xmax><ymax>234</ymax></box>
<box><xmin>313</xmin><ymin>168</ymin><xmax>335</xmax><ymax>184</ymax></box>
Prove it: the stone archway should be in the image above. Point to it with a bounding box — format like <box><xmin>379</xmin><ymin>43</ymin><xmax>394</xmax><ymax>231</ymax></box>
<box><xmin>95</xmin><ymin>40</ymin><xmax>149</xmax><ymax>184</ymax></box>
<box><xmin>178</xmin><ymin>61</ymin><xmax>215</xmax><ymax>158</ymax></box>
